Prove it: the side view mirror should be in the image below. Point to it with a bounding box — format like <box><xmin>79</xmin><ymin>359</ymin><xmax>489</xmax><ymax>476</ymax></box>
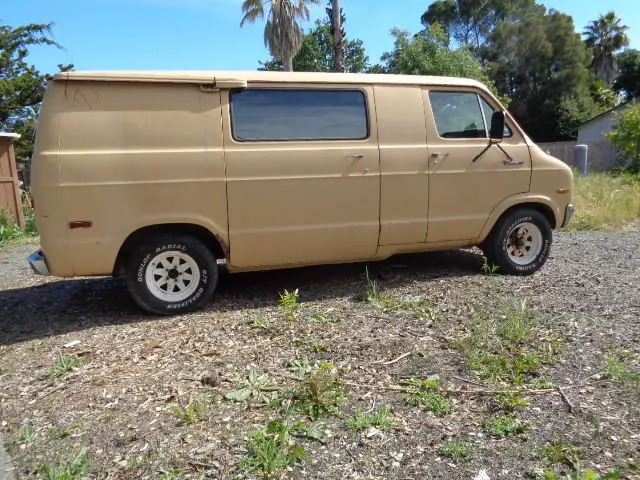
<box><xmin>490</xmin><ymin>111</ymin><xmax>506</xmax><ymax>143</ymax></box>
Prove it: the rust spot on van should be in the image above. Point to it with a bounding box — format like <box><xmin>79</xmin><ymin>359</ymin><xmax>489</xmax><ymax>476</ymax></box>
<box><xmin>214</xmin><ymin>234</ymin><xmax>229</xmax><ymax>259</ymax></box>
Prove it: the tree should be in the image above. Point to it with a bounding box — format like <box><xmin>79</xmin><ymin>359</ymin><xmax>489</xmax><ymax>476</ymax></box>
<box><xmin>614</xmin><ymin>49</ymin><xmax>640</xmax><ymax>100</ymax></box>
<box><xmin>583</xmin><ymin>11</ymin><xmax>629</xmax><ymax>84</ymax></box>
<box><xmin>326</xmin><ymin>0</ymin><xmax>345</xmax><ymax>72</ymax></box>
<box><xmin>483</xmin><ymin>10</ymin><xmax>593</xmax><ymax>141</ymax></box>
<box><xmin>241</xmin><ymin>0</ymin><xmax>321</xmax><ymax>72</ymax></box>
<box><xmin>260</xmin><ymin>19</ymin><xmax>369</xmax><ymax>73</ymax></box>
<box><xmin>420</xmin><ymin>0</ymin><xmax>545</xmax><ymax>50</ymax></box>
<box><xmin>605</xmin><ymin>101</ymin><xmax>640</xmax><ymax>172</ymax></box>
<box><xmin>0</xmin><ymin>23</ymin><xmax>67</xmax><ymax>161</ymax></box>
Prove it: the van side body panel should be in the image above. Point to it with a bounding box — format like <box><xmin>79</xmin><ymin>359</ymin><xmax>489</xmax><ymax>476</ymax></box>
<box><xmin>53</xmin><ymin>81</ymin><xmax>227</xmax><ymax>276</ymax></box>
<box><xmin>374</xmin><ymin>85</ymin><xmax>430</xmax><ymax>246</ymax></box>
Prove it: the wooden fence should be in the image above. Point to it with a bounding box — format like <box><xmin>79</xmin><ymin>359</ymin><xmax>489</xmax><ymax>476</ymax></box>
<box><xmin>0</xmin><ymin>133</ymin><xmax>25</xmax><ymax>229</ymax></box>
<box><xmin>536</xmin><ymin>140</ymin><xmax>617</xmax><ymax>172</ymax></box>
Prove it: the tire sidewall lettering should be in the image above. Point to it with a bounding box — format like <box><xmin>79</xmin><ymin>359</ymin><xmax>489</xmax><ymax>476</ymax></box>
<box><xmin>500</xmin><ymin>215</ymin><xmax>550</xmax><ymax>272</ymax></box>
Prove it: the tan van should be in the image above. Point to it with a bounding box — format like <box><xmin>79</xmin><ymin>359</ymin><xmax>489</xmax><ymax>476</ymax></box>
<box><xmin>29</xmin><ymin>70</ymin><xmax>574</xmax><ymax>315</ymax></box>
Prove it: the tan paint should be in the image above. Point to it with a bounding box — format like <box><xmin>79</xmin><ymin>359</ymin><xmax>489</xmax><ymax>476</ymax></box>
<box><xmin>30</xmin><ymin>70</ymin><xmax>573</xmax><ymax>277</ymax></box>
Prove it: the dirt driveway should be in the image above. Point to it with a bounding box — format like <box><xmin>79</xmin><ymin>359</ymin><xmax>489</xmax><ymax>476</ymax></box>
<box><xmin>0</xmin><ymin>232</ymin><xmax>639</xmax><ymax>479</ymax></box>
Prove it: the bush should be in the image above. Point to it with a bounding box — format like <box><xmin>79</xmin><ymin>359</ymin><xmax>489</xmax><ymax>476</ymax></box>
<box><xmin>605</xmin><ymin>101</ymin><xmax>640</xmax><ymax>172</ymax></box>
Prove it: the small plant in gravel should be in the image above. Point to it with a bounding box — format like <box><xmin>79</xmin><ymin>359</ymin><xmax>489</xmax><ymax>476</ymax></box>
<box><xmin>170</xmin><ymin>398</ymin><xmax>207</xmax><ymax>425</ymax></box>
<box><xmin>481</xmin><ymin>256</ymin><xmax>500</xmax><ymax>275</ymax></box>
<box><xmin>347</xmin><ymin>407</ymin><xmax>398</xmax><ymax>431</ymax></box>
<box><xmin>249</xmin><ymin>317</ymin><xmax>270</xmax><ymax>330</ymax></box>
<box><xmin>453</xmin><ymin>299</ymin><xmax>561</xmax><ymax>385</ymax></box>
<box><xmin>493</xmin><ymin>392</ymin><xmax>530</xmax><ymax>411</ymax></box>
<box><xmin>307</xmin><ymin>313</ymin><xmax>338</xmax><ymax>324</ymax></box>
<box><xmin>284</xmin><ymin>361</ymin><xmax>348</xmax><ymax>420</ymax></box>
<box><xmin>400</xmin><ymin>378</ymin><xmax>453</xmax><ymax>415</ymax></box>
<box><xmin>279</xmin><ymin>289</ymin><xmax>300</xmax><ymax>321</ymax></box>
<box><xmin>484</xmin><ymin>412</ymin><xmax>529</xmax><ymax>437</ymax></box>
<box><xmin>288</xmin><ymin>357</ymin><xmax>312</xmax><ymax>379</ymax></box>
<box><xmin>311</xmin><ymin>342</ymin><xmax>326</xmax><ymax>353</ymax></box>
<box><xmin>160</xmin><ymin>469</ymin><xmax>185</xmax><ymax>480</ymax></box>
<box><xmin>437</xmin><ymin>438</ymin><xmax>471</xmax><ymax>463</ymax></box>
<box><xmin>225</xmin><ymin>370</ymin><xmax>280</xmax><ymax>404</ymax></box>
<box><xmin>603</xmin><ymin>356</ymin><xmax>640</xmax><ymax>385</ymax></box>
<box><xmin>17</xmin><ymin>424</ymin><xmax>36</xmax><ymax>446</ymax></box>
<box><xmin>363</xmin><ymin>271</ymin><xmax>438</xmax><ymax>320</ymax></box>
<box><xmin>43</xmin><ymin>356</ymin><xmax>87</xmax><ymax>380</ymax></box>
<box><xmin>39</xmin><ymin>449</ymin><xmax>90</xmax><ymax>480</ymax></box>
<box><xmin>238</xmin><ymin>417</ymin><xmax>322</xmax><ymax>478</ymax></box>
<box><xmin>539</xmin><ymin>441</ymin><xmax>584</xmax><ymax>469</ymax></box>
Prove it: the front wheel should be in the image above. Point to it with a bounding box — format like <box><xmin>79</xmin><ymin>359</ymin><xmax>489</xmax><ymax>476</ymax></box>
<box><xmin>483</xmin><ymin>209</ymin><xmax>552</xmax><ymax>275</ymax></box>
<box><xmin>126</xmin><ymin>235</ymin><xmax>219</xmax><ymax>315</ymax></box>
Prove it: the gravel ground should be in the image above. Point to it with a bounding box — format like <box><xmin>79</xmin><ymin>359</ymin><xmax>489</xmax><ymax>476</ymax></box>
<box><xmin>0</xmin><ymin>232</ymin><xmax>639</xmax><ymax>479</ymax></box>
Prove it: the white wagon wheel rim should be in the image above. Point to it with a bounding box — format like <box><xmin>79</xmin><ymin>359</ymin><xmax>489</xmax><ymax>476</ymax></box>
<box><xmin>145</xmin><ymin>251</ymin><xmax>201</xmax><ymax>302</ymax></box>
<box><xmin>507</xmin><ymin>222</ymin><xmax>543</xmax><ymax>266</ymax></box>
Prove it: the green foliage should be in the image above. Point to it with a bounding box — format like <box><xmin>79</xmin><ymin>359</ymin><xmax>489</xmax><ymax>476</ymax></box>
<box><xmin>603</xmin><ymin>356</ymin><xmax>640</xmax><ymax>385</ymax></box>
<box><xmin>39</xmin><ymin>449</ymin><xmax>90</xmax><ymax>480</ymax></box>
<box><xmin>583</xmin><ymin>11</ymin><xmax>630</xmax><ymax>84</ymax></box>
<box><xmin>17</xmin><ymin>424</ymin><xmax>36</xmax><ymax>446</ymax></box>
<box><xmin>288</xmin><ymin>357</ymin><xmax>312</xmax><ymax>379</ymax></box>
<box><xmin>534</xmin><ymin>441</ymin><xmax>626</xmax><ymax>479</ymax></box>
<box><xmin>453</xmin><ymin>299</ymin><xmax>560</xmax><ymax>385</ymax></box>
<box><xmin>279</xmin><ymin>289</ymin><xmax>300</xmax><ymax>321</ymax></box>
<box><xmin>225</xmin><ymin>370</ymin><xmax>280</xmax><ymax>404</ymax></box>
<box><xmin>44</xmin><ymin>356</ymin><xmax>86</xmax><ymax>380</ymax></box>
<box><xmin>481</xmin><ymin>256</ymin><xmax>500</xmax><ymax>275</ymax></box>
<box><xmin>493</xmin><ymin>392</ymin><xmax>530</xmax><ymax>411</ymax></box>
<box><xmin>605</xmin><ymin>102</ymin><xmax>640</xmax><ymax>172</ymax></box>
<box><xmin>437</xmin><ymin>438</ymin><xmax>471</xmax><ymax>463</ymax></box>
<box><xmin>400</xmin><ymin>378</ymin><xmax>453</xmax><ymax>415</ymax></box>
<box><xmin>614</xmin><ymin>49</ymin><xmax>640</xmax><ymax>100</ymax></box>
<box><xmin>260</xmin><ymin>19</ymin><xmax>369</xmax><ymax>73</ymax></box>
<box><xmin>484</xmin><ymin>11</ymin><xmax>592</xmax><ymax>142</ymax></box>
<box><xmin>484</xmin><ymin>413</ymin><xmax>529</xmax><ymax>437</ymax></box>
<box><xmin>539</xmin><ymin>441</ymin><xmax>584</xmax><ymax>469</ymax></box>
<box><xmin>346</xmin><ymin>407</ymin><xmax>397</xmax><ymax>431</ymax></box>
<box><xmin>238</xmin><ymin>418</ymin><xmax>318</xmax><ymax>478</ymax></box>
<box><xmin>307</xmin><ymin>313</ymin><xmax>338</xmax><ymax>324</ymax></box>
<box><xmin>284</xmin><ymin>361</ymin><xmax>348</xmax><ymax>420</ymax></box>
<box><xmin>0</xmin><ymin>210</ymin><xmax>23</xmax><ymax>245</ymax></box>
<box><xmin>170</xmin><ymin>398</ymin><xmax>207</xmax><ymax>425</ymax></box>
<box><xmin>565</xmin><ymin>172</ymin><xmax>640</xmax><ymax>231</ymax></box>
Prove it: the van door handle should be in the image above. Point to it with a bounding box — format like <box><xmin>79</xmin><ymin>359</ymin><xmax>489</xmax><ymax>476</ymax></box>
<box><xmin>503</xmin><ymin>159</ymin><xmax>524</xmax><ymax>166</ymax></box>
<box><xmin>345</xmin><ymin>154</ymin><xmax>364</xmax><ymax>159</ymax></box>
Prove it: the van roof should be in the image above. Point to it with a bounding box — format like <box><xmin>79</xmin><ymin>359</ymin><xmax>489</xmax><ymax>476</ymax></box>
<box><xmin>55</xmin><ymin>70</ymin><xmax>487</xmax><ymax>90</ymax></box>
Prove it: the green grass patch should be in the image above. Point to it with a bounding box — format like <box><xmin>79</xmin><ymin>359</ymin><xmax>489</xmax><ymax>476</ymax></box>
<box><xmin>170</xmin><ymin>398</ymin><xmax>207</xmax><ymax>425</ymax></box>
<box><xmin>43</xmin><ymin>356</ymin><xmax>87</xmax><ymax>380</ymax></box>
<box><xmin>437</xmin><ymin>438</ymin><xmax>471</xmax><ymax>463</ymax></box>
<box><xmin>400</xmin><ymin>378</ymin><xmax>453</xmax><ymax>415</ymax></box>
<box><xmin>363</xmin><ymin>273</ymin><xmax>439</xmax><ymax>320</ymax></box>
<box><xmin>39</xmin><ymin>449</ymin><xmax>90</xmax><ymax>480</ymax></box>
<box><xmin>603</xmin><ymin>356</ymin><xmax>640</xmax><ymax>386</ymax></box>
<box><xmin>452</xmin><ymin>299</ymin><xmax>561</xmax><ymax>385</ymax></box>
<box><xmin>564</xmin><ymin>172</ymin><xmax>640</xmax><ymax>231</ymax></box>
<box><xmin>17</xmin><ymin>424</ymin><xmax>36</xmax><ymax>446</ymax></box>
<box><xmin>346</xmin><ymin>407</ymin><xmax>397</xmax><ymax>431</ymax></box>
<box><xmin>484</xmin><ymin>413</ymin><xmax>529</xmax><ymax>437</ymax></box>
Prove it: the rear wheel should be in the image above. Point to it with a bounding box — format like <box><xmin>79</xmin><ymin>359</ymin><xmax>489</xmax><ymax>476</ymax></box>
<box><xmin>126</xmin><ymin>235</ymin><xmax>218</xmax><ymax>315</ymax></box>
<box><xmin>483</xmin><ymin>209</ymin><xmax>552</xmax><ymax>275</ymax></box>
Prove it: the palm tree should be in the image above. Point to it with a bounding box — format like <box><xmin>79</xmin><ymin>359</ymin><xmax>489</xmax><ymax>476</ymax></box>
<box><xmin>329</xmin><ymin>0</ymin><xmax>345</xmax><ymax>72</ymax></box>
<box><xmin>583</xmin><ymin>11</ymin><xmax>630</xmax><ymax>84</ymax></box>
<box><xmin>241</xmin><ymin>0</ymin><xmax>321</xmax><ymax>72</ymax></box>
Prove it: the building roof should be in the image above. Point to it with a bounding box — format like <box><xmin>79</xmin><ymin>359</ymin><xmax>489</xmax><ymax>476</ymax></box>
<box><xmin>0</xmin><ymin>132</ymin><xmax>21</xmax><ymax>139</ymax></box>
<box><xmin>577</xmin><ymin>101</ymin><xmax>631</xmax><ymax>130</ymax></box>
<box><xmin>54</xmin><ymin>70</ymin><xmax>487</xmax><ymax>90</ymax></box>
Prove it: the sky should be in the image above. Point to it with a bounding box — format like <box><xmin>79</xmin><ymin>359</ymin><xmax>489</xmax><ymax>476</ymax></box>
<box><xmin>4</xmin><ymin>0</ymin><xmax>640</xmax><ymax>74</ymax></box>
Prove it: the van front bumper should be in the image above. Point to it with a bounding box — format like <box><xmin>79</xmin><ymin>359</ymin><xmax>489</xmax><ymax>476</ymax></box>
<box><xmin>562</xmin><ymin>204</ymin><xmax>575</xmax><ymax>228</ymax></box>
<box><xmin>27</xmin><ymin>250</ymin><xmax>50</xmax><ymax>276</ymax></box>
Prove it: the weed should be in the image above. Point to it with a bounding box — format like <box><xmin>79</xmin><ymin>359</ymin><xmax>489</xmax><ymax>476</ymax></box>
<box><xmin>285</xmin><ymin>362</ymin><xmax>348</xmax><ymax>420</ymax></box>
<box><xmin>400</xmin><ymin>378</ymin><xmax>453</xmax><ymax>415</ymax></box>
<box><xmin>539</xmin><ymin>441</ymin><xmax>584</xmax><ymax>469</ymax></box>
<box><xmin>347</xmin><ymin>407</ymin><xmax>398</xmax><ymax>431</ymax></box>
<box><xmin>249</xmin><ymin>317</ymin><xmax>270</xmax><ymax>330</ymax></box>
<box><xmin>311</xmin><ymin>342</ymin><xmax>326</xmax><ymax>353</ymax></box>
<box><xmin>437</xmin><ymin>438</ymin><xmax>471</xmax><ymax>462</ymax></box>
<box><xmin>225</xmin><ymin>370</ymin><xmax>280</xmax><ymax>404</ymax></box>
<box><xmin>603</xmin><ymin>356</ymin><xmax>640</xmax><ymax>385</ymax></box>
<box><xmin>288</xmin><ymin>357</ymin><xmax>312</xmax><ymax>379</ymax></box>
<box><xmin>279</xmin><ymin>289</ymin><xmax>300</xmax><ymax>321</ymax></box>
<box><xmin>39</xmin><ymin>449</ymin><xmax>90</xmax><ymax>480</ymax></box>
<box><xmin>308</xmin><ymin>314</ymin><xmax>338</xmax><ymax>324</ymax></box>
<box><xmin>363</xmin><ymin>271</ymin><xmax>438</xmax><ymax>320</ymax></box>
<box><xmin>51</xmin><ymin>428</ymin><xmax>73</xmax><ymax>440</ymax></box>
<box><xmin>564</xmin><ymin>172</ymin><xmax>640</xmax><ymax>232</ymax></box>
<box><xmin>493</xmin><ymin>392</ymin><xmax>530</xmax><ymax>411</ymax></box>
<box><xmin>484</xmin><ymin>413</ymin><xmax>529</xmax><ymax>437</ymax></box>
<box><xmin>481</xmin><ymin>256</ymin><xmax>500</xmax><ymax>275</ymax></box>
<box><xmin>530</xmin><ymin>377</ymin><xmax>556</xmax><ymax>389</ymax></box>
<box><xmin>170</xmin><ymin>398</ymin><xmax>207</xmax><ymax>425</ymax></box>
<box><xmin>17</xmin><ymin>424</ymin><xmax>36</xmax><ymax>445</ymax></box>
<box><xmin>44</xmin><ymin>356</ymin><xmax>86</xmax><ymax>380</ymax></box>
<box><xmin>453</xmin><ymin>299</ymin><xmax>560</xmax><ymax>385</ymax></box>
<box><xmin>160</xmin><ymin>469</ymin><xmax>185</xmax><ymax>480</ymax></box>
<box><xmin>238</xmin><ymin>419</ymin><xmax>309</xmax><ymax>478</ymax></box>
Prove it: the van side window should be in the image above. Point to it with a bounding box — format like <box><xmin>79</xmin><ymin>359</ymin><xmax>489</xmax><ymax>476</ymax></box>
<box><xmin>230</xmin><ymin>89</ymin><xmax>369</xmax><ymax>141</ymax></box>
<box><xmin>429</xmin><ymin>91</ymin><xmax>488</xmax><ymax>139</ymax></box>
